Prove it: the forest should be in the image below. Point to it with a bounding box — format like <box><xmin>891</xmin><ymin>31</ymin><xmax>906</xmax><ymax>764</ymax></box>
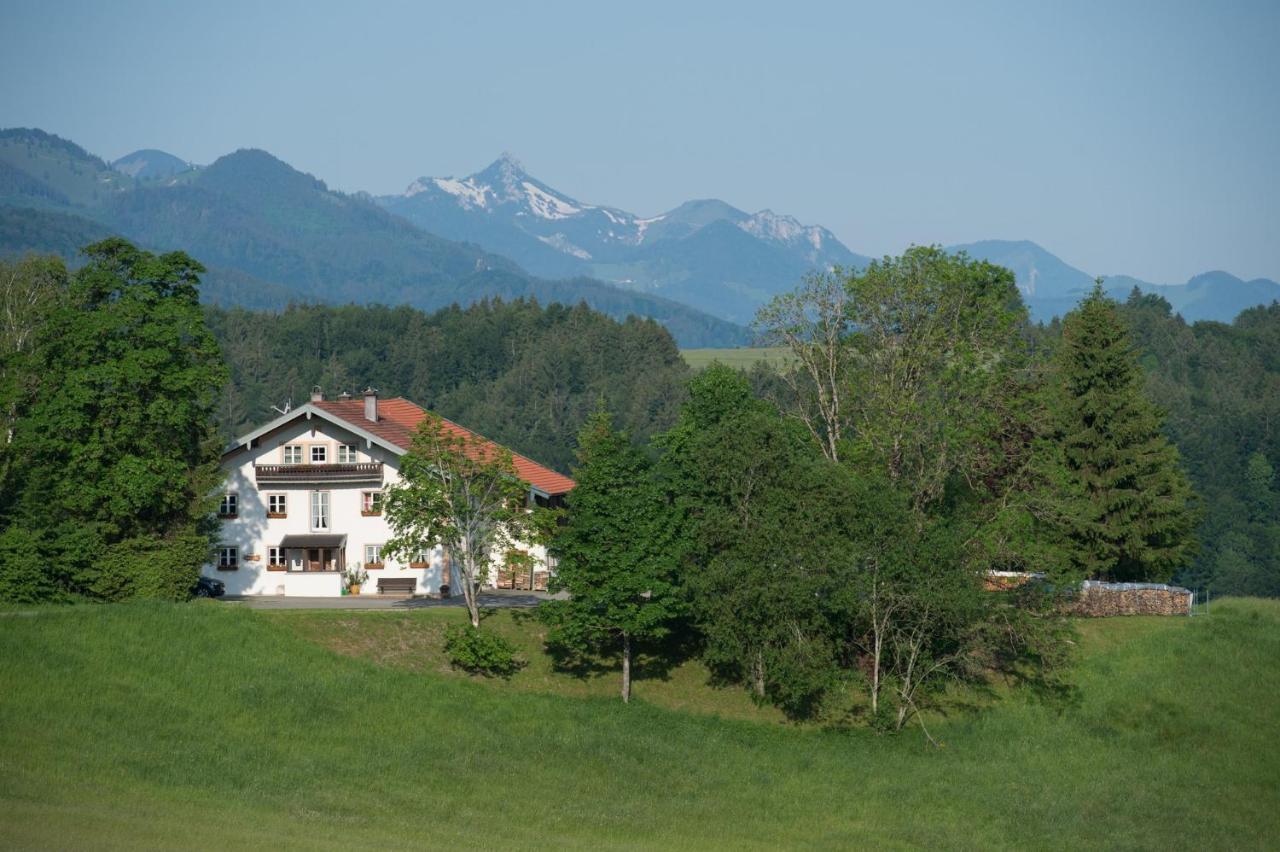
<box><xmin>2</xmin><ymin>239</ymin><xmax>1280</xmax><ymax>616</ymax></box>
<box><xmin>203</xmin><ymin>278</ymin><xmax>1280</xmax><ymax>601</ymax></box>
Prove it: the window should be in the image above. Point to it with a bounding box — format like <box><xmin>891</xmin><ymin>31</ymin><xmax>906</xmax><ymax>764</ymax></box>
<box><xmin>364</xmin><ymin>544</ymin><xmax>384</xmax><ymax>565</ymax></box>
<box><xmin>217</xmin><ymin>547</ymin><xmax>238</xmax><ymax>569</ymax></box>
<box><xmin>283</xmin><ymin>444</ymin><xmax>303</xmax><ymax>464</ymax></box>
<box><xmin>267</xmin><ymin>494</ymin><xmax>287</xmax><ymax>517</ymax></box>
<box><xmin>337</xmin><ymin>444</ymin><xmax>358</xmax><ymax>463</ymax></box>
<box><xmin>311</xmin><ymin>445</ymin><xmax>328</xmax><ymax>464</ymax></box>
<box><xmin>268</xmin><ymin>546</ymin><xmax>284</xmax><ymax>567</ymax></box>
<box><xmin>218</xmin><ymin>493</ymin><xmax>238</xmax><ymax>517</ymax></box>
<box><xmin>361</xmin><ymin>490</ymin><xmax>383</xmax><ymax>515</ymax></box>
<box><xmin>409</xmin><ymin>547</ymin><xmax>432</xmax><ymax>566</ymax></box>
<box><xmin>310</xmin><ymin>491</ymin><xmax>330</xmax><ymax>531</ymax></box>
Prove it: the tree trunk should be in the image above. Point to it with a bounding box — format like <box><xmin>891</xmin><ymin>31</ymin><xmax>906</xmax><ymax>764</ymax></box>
<box><xmin>621</xmin><ymin>632</ymin><xmax>632</xmax><ymax>703</ymax></box>
<box><xmin>751</xmin><ymin>651</ymin><xmax>766</xmax><ymax>699</ymax></box>
<box><xmin>462</xmin><ymin>552</ymin><xmax>481</xmax><ymax>628</ymax></box>
<box><xmin>871</xmin><ymin>628</ymin><xmax>882</xmax><ymax>716</ymax></box>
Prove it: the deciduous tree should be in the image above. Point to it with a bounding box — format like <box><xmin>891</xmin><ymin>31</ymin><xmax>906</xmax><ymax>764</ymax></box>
<box><xmin>541</xmin><ymin>408</ymin><xmax>681</xmax><ymax>703</ymax></box>
<box><xmin>384</xmin><ymin>413</ymin><xmax>535</xmax><ymax>627</ymax></box>
<box><xmin>1</xmin><ymin>240</ymin><xmax>226</xmax><ymax>600</ymax></box>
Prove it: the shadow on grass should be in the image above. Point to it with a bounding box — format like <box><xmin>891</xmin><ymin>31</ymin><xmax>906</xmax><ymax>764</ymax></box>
<box><xmin>515</xmin><ymin>609</ymin><xmax>705</xmax><ymax>686</ymax></box>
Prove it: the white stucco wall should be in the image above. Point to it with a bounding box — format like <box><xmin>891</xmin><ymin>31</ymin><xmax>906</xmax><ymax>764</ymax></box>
<box><xmin>203</xmin><ymin>411</ymin><xmax>546</xmax><ymax>596</ymax></box>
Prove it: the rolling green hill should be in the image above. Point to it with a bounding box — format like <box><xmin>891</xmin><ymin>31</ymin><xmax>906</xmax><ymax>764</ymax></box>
<box><xmin>0</xmin><ymin>598</ymin><xmax>1275</xmax><ymax>849</ymax></box>
<box><xmin>0</xmin><ymin>127</ymin><xmax>132</xmax><ymax>209</ymax></box>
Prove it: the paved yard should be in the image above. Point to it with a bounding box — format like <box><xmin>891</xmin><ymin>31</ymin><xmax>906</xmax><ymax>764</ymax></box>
<box><xmin>223</xmin><ymin>589</ymin><xmax>556</xmax><ymax>610</ymax></box>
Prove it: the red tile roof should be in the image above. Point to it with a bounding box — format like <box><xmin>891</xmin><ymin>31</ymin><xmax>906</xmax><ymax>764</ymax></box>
<box><xmin>313</xmin><ymin>398</ymin><xmax>575</xmax><ymax>496</ymax></box>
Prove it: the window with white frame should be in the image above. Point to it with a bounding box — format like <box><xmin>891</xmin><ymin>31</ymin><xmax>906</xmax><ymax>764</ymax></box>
<box><xmin>310</xmin><ymin>491</ymin><xmax>330</xmax><ymax>531</ymax></box>
<box><xmin>268</xmin><ymin>546</ymin><xmax>284</xmax><ymax>566</ymax></box>
<box><xmin>410</xmin><ymin>547</ymin><xmax>431</xmax><ymax>565</ymax></box>
<box><xmin>218</xmin><ymin>493</ymin><xmax>238</xmax><ymax>517</ymax></box>
<box><xmin>361</xmin><ymin>490</ymin><xmax>383</xmax><ymax>514</ymax></box>
<box><xmin>337</xmin><ymin>443</ymin><xmax>358</xmax><ymax>463</ymax></box>
<box><xmin>283</xmin><ymin>444</ymin><xmax>303</xmax><ymax>464</ymax></box>
<box><xmin>266</xmin><ymin>494</ymin><xmax>287</xmax><ymax>516</ymax></box>
<box><xmin>364</xmin><ymin>544</ymin><xmax>383</xmax><ymax>565</ymax></box>
<box><xmin>218</xmin><ymin>547</ymin><xmax>238</xmax><ymax>569</ymax></box>
<box><xmin>310</xmin><ymin>445</ymin><xmax>328</xmax><ymax>464</ymax></box>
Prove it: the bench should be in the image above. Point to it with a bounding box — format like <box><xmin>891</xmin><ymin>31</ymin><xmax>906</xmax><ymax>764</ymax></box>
<box><xmin>376</xmin><ymin>577</ymin><xmax>417</xmax><ymax>596</ymax></box>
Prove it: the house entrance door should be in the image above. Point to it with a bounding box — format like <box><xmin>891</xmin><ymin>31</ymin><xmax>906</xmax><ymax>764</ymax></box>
<box><xmin>307</xmin><ymin>548</ymin><xmax>329</xmax><ymax>571</ymax></box>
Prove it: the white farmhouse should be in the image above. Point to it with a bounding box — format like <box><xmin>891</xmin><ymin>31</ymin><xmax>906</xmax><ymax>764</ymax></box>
<box><xmin>205</xmin><ymin>388</ymin><xmax>574</xmax><ymax>597</ymax></box>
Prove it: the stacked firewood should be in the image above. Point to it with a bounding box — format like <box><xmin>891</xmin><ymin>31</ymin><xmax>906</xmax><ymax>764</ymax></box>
<box><xmin>1064</xmin><ymin>583</ymin><xmax>1193</xmax><ymax>617</ymax></box>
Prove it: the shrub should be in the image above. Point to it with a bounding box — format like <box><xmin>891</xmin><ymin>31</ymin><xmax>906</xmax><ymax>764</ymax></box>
<box><xmin>0</xmin><ymin>525</ymin><xmax>60</xmax><ymax>603</ymax></box>
<box><xmin>443</xmin><ymin>624</ymin><xmax>525</xmax><ymax>678</ymax></box>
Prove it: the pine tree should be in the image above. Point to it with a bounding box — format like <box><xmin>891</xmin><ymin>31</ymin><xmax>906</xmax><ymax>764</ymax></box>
<box><xmin>540</xmin><ymin>406</ymin><xmax>681</xmax><ymax>702</ymax></box>
<box><xmin>1049</xmin><ymin>283</ymin><xmax>1198</xmax><ymax>582</ymax></box>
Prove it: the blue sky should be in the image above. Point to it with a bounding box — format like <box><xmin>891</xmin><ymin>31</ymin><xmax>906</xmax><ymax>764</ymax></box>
<box><xmin>2</xmin><ymin>0</ymin><xmax>1277</xmax><ymax>283</ymax></box>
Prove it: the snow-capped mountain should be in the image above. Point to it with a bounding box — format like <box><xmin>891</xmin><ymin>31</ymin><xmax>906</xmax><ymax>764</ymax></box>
<box><xmin>379</xmin><ymin>154</ymin><xmax>869</xmax><ymax>324</ymax></box>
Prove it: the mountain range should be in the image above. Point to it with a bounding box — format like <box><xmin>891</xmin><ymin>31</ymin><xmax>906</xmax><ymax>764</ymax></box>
<box><xmin>1</xmin><ymin>126</ymin><xmax>1276</xmax><ymax>342</ymax></box>
<box><xmin>0</xmin><ymin>129</ymin><xmax>746</xmax><ymax>346</ymax></box>
<box><xmin>378</xmin><ymin>154</ymin><xmax>870</xmax><ymax>325</ymax></box>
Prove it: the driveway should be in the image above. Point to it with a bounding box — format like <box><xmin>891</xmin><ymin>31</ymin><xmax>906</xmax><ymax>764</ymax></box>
<box><xmin>223</xmin><ymin>589</ymin><xmax>559</xmax><ymax>610</ymax></box>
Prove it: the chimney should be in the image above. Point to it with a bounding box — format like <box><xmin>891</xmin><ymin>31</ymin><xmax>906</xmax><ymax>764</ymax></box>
<box><xmin>337</xmin><ymin>390</ymin><xmax>352</xmax><ymax>401</ymax></box>
<box><xmin>363</xmin><ymin>387</ymin><xmax>378</xmax><ymax>422</ymax></box>
<box><xmin>310</xmin><ymin>385</ymin><xmax>324</xmax><ymax>403</ymax></box>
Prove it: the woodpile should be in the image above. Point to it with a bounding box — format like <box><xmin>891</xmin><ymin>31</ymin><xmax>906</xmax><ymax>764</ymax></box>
<box><xmin>1064</xmin><ymin>581</ymin><xmax>1192</xmax><ymax>617</ymax></box>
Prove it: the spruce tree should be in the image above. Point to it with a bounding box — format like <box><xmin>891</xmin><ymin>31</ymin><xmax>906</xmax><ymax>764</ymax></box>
<box><xmin>1050</xmin><ymin>283</ymin><xmax>1198</xmax><ymax>582</ymax></box>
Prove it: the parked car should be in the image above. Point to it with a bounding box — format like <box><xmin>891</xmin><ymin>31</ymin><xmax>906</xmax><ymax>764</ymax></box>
<box><xmin>194</xmin><ymin>576</ymin><xmax>225</xmax><ymax>598</ymax></box>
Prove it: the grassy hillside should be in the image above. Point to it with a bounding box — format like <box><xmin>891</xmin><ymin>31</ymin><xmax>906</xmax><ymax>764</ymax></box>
<box><xmin>682</xmin><ymin>346</ymin><xmax>794</xmax><ymax>370</ymax></box>
<box><xmin>1</xmin><ymin>599</ymin><xmax>1277</xmax><ymax>849</ymax></box>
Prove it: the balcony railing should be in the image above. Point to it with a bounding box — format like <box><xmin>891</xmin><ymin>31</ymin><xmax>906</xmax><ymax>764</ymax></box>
<box><xmin>254</xmin><ymin>462</ymin><xmax>384</xmax><ymax>485</ymax></box>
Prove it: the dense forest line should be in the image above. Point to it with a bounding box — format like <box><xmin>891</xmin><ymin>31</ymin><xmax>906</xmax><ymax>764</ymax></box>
<box><xmin>206</xmin><ymin>299</ymin><xmax>691</xmax><ymax>474</ymax></box>
<box><xmin>206</xmin><ymin>289</ymin><xmax>1280</xmax><ymax>598</ymax></box>
<box><xmin>1105</xmin><ymin>294</ymin><xmax>1279</xmax><ymax>596</ymax></box>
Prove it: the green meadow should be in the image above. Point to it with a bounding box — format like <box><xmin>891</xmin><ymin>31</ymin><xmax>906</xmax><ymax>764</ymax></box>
<box><xmin>1</xmin><ymin>598</ymin><xmax>1277</xmax><ymax>850</ymax></box>
<box><xmin>681</xmin><ymin>346</ymin><xmax>795</xmax><ymax>370</ymax></box>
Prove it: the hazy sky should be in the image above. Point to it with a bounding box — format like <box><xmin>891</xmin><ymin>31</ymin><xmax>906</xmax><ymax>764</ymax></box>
<box><xmin>2</xmin><ymin>0</ymin><xmax>1277</xmax><ymax>283</ymax></box>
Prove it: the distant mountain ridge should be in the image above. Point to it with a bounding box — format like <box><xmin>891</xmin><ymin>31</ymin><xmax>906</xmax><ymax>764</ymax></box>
<box><xmin>112</xmin><ymin>149</ymin><xmax>195</xmax><ymax>181</ymax></box>
<box><xmin>0</xmin><ymin>129</ymin><xmax>748</xmax><ymax>347</ymax></box>
<box><xmin>378</xmin><ymin>154</ymin><xmax>870</xmax><ymax>324</ymax></box>
<box><xmin>951</xmin><ymin>239</ymin><xmax>1280</xmax><ymax>323</ymax></box>
<box><xmin>0</xmin><ymin>127</ymin><xmax>1275</xmax><ymax>335</ymax></box>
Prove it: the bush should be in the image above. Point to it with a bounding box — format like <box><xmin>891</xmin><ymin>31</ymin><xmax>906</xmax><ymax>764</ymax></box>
<box><xmin>443</xmin><ymin>624</ymin><xmax>525</xmax><ymax>678</ymax></box>
<box><xmin>0</xmin><ymin>525</ymin><xmax>60</xmax><ymax>603</ymax></box>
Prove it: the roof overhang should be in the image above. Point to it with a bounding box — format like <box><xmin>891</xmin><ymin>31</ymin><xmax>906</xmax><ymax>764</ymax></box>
<box><xmin>279</xmin><ymin>534</ymin><xmax>348</xmax><ymax>549</ymax></box>
<box><xmin>222</xmin><ymin>403</ymin><xmax>406</xmax><ymax>461</ymax></box>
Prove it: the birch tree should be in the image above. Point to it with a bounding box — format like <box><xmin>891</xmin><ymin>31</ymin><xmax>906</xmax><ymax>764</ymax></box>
<box><xmin>384</xmin><ymin>414</ymin><xmax>535</xmax><ymax>627</ymax></box>
<box><xmin>755</xmin><ymin>269</ymin><xmax>854</xmax><ymax>462</ymax></box>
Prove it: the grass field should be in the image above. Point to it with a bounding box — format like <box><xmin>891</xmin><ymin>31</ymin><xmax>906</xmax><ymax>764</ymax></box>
<box><xmin>1</xmin><ymin>599</ymin><xmax>1278</xmax><ymax>849</ymax></box>
<box><xmin>681</xmin><ymin>346</ymin><xmax>794</xmax><ymax>370</ymax></box>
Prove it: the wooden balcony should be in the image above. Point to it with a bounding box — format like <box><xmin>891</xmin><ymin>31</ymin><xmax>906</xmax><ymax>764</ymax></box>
<box><xmin>254</xmin><ymin>462</ymin><xmax>384</xmax><ymax>485</ymax></box>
